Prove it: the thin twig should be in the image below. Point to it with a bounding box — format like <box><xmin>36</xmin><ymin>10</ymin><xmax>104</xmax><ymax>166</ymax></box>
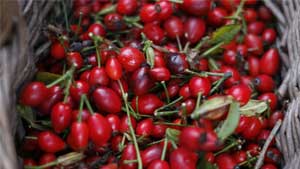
<box><xmin>254</xmin><ymin>120</ymin><xmax>282</xmax><ymax>169</ymax></box>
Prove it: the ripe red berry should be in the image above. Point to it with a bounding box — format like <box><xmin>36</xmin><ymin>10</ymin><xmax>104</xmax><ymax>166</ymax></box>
<box><xmin>226</xmin><ymin>84</ymin><xmax>252</xmax><ymax>105</ymax></box>
<box><xmin>50</xmin><ymin>42</ymin><xmax>65</xmax><ymax>59</ymax></box>
<box><xmin>93</xmin><ymin>86</ymin><xmax>122</xmax><ymax>113</ymax></box>
<box><xmin>181</xmin><ymin>0</ymin><xmax>211</xmax><ymax>16</ymax></box>
<box><xmin>116</xmin><ymin>0</ymin><xmax>137</xmax><ymax>15</ymax></box>
<box><xmin>118</xmin><ymin>46</ymin><xmax>145</xmax><ymax>72</ymax></box>
<box><xmin>259</xmin><ymin>48</ymin><xmax>280</xmax><ymax>76</ymax></box>
<box><xmin>38</xmin><ymin>131</ymin><xmax>66</xmax><ymax>153</ymax></box>
<box><xmin>20</xmin><ymin>82</ymin><xmax>49</xmax><ymax>107</ymax></box>
<box><xmin>189</xmin><ymin>76</ymin><xmax>211</xmax><ymax>97</ymax></box>
<box><xmin>184</xmin><ymin>17</ymin><xmax>206</xmax><ymax>44</ymax></box>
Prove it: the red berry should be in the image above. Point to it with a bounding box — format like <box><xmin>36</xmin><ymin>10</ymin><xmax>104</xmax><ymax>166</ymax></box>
<box><xmin>147</xmin><ymin>160</ymin><xmax>170</xmax><ymax>169</ymax></box>
<box><xmin>226</xmin><ymin>84</ymin><xmax>252</xmax><ymax>105</ymax></box>
<box><xmin>89</xmin><ymin>67</ymin><xmax>110</xmax><ymax>86</ymax></box>
<box><xmin>258</xmin><ymin>93</ymin><xmax>278</xmax><ymax>111</ymax></box>
<box><xmin>50</xmin><ymin>42</ymin><xmax>65</xmax><ymax>59</ymax></box>
<box><xmin>117</xmin><ymin>0</ymin><xmax>137</xmax><ymax>15</ymax></box>
<box><xmin>132</xmin><ymin>94</ymin><xmax>164</xmax><ymax>115</ymax></box>
<box><xmin>139</xmin><ymin>4</ymin><xmax>160</xmax><ymax>23</ymax></box>
<box><xmin>93</xmin><ymin>86</ymin><xmax>122</xmax><ymax>113</ymax></box>
<box><xmin>20</xmin><ymin>82</ymin><xmax>49</xmax><ymax>107</ymax></box>
<box><xmin>164</xmin><ymin>16</ymin><xmax>184</xmax><ymax>39</ymax></box>
<box><xmin>87</xmin><ymin>23</ymin><xmax>106</xmax><ymax>37</ymax></box>
<box><xmin>189</xmin><ymin>76</ymin><xmax>211</xmax><ymax>97</ymax></box>
<box><xmin>136</xmin><ymin>118</ymin><xmax>154</xmax><ymax>137</ymax></box>
<box><xmin>184</xmin><ymin>17</ymin><xmax>206</xmax><ymax>44</ymax></box>
<box><xmin>215</xmin><ymin>153</ymin><xmax>238</xmax><ymax>169</ymax></box>
<box><xmin>259</xmin><ymin>48</ymin><xmax>280</xmax><ymax>76</ymax></box>
<box><xmin>244</xmin><ymin>34</ymin><xmax>263</xmax><ymax>55</ymax></box>
<box><xmin>68</xmin><ymin>121</ymin><xmax>89</xmax><ymax>150</ymax></box>
<box><xmin>141</xmin><ymin>145</ymin><xmax>163</xmax><ymax>167</ymax></box>
<box><xmin>88</xmin><ymin>113</ymin><xmax>112</xmax><ymax>147</ymax></box>
<box><xmin>118</xmin><ymin>46</ymin><xmax>145</xmax><ymax>72</ymax></box>
<box><xmin>181</xmin><ymin>0</ymin><xmax>211</xmax><ymax>16</ymax></box>
<box><xmin>208</xmin><ymin>7</ymin><xmax>228</xmax><ymax>26</ymax></box>
<box><xmin>169</xmin><ymin>148</ymin><xmax>198</xmax><ymax>169</ymax></box>
<box><xmin>105</xmin><ymin>57</ymin><xmax>123</xmax><ymax>80</ymax></box>
<box><xmin>51</xmin><ymin>102</ymin><xmax>72</xmax><ymax>133</ymax></box>
<box><xmin>38</xmin><ymin>131</ymin><xmax>66</xmax><ymax>153</ymax></box>
<box><xmin>69</xmin><ymin>80</ymin><xmax>90</xmax><ymax>102</ymax></box>
<box><xmin>143</xmin><ymin>23</ymin><xmax>165</xmax><ymax>45</ymax></box>
<box><xmin>262</xmin><ymin>28</ymin><xmax>277</xmax><ymax>44</ymax></box>
<box><xmin>242</xmin><ymin>117</ymin><xmax>263</xmax><ymax>139</ymax></box>
<box><xmin>254</xmin><ymin>74</ymin><xmax>275</xmax><ymax>93</ymax></box>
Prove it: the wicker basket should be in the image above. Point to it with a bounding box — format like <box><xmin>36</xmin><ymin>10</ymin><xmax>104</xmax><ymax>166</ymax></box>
<box><xmin>0</xmin><ymin>0</ymin><xmax>298</xmax><ymax>168</ymax></box>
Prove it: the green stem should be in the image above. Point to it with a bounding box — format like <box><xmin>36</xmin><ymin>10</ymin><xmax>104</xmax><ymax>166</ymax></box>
<box><xmin>214</xmin><ymin>140</ymin><xmax>240</xmax><ymax>156</ymax></box>
<box><xmin>154</xmin><ymin>110</ymin><xmax>179</xmax><ymax>116</ymax></box>
<box><xmin>208</xmin><ymin>58</ymin><xmax>219</xmax><ymax>70</ymax></box>
<box><xmin>210</xmin><ymin>73</ymin><xmax>232</xmax><ymax>94</ymax></box>
<box><xmin>61</xmin><ymin>0</ymin><xmax>69</xmax><ymax>32</ymax></box>
<box><xmin>202</xmin><ymin>42</ymin><xmax>224</xmax><ymax>57</ymax></box>
<box><xmin>25</xmin><ymin>136</ymin><xmax>38</xmax><ymax>140</ymax></box>
<box><xmin>193</xmin><ymin>36</ymin><xmax>210</xmax><ymax>50</ymax></box>
<box><xmin>195</xmin><ymin>93</ymin><xmax>202</xmax><ymax>110</ymax></box>
<box><xmin>161</xmin><ymin>137</ymin><xmax>168</xmax><ymax>160</ymax></box>
<box><xmin>123</xmin><ymin>160</ymin><xmax>138</xmax><ymax>164</ymax></box>
<box><xmin>46</xmin><ymin>67</ymin><xmax>75</xmax><ymax>88</ymax></box>
<box><xmin>185</xmin><ymin>69</ymin><xmax>225</xmax><ymax>77</ymax></box>
<box><xmin>166</xmin><ymin>0</ymin><xmax>183</xmax><ymax>3</ymax></box>
<box><xmin>96</xmin><ymin>4</ymin><xmax>116</xmax><ymax>16</ymax></box>
<box><xmin>63</xmin><ymin>76</ymin><xmax>73</xmax><ymax>103</ymax></box>
<box><xmin>83</xmin><ymin>95</ymin><xmax>94</xmax><ymax>114</ymax></box>
<box><xmin>155</xmin><ymin>96</ymin><xmax>183</xmax><ymax>113</ymax></box>
<box><xmin>239</xmin><ymin>156</ymin><xmax>257</xmax><ymax>167</ymax></box>
<box><xmin>161</xmin><ymin>81</ymin><xmax>170</xmax><ymax>104</ymax></box>
<box><xmin>75</xmin><ymin>12</ymin><xmax>83</xmax><ymax>35</ymax></box>
<box><xmin>155</xmin><ymin>122</ymin><xmax>187</xmax><ymax>127</ymax></box>
<box><xmin>118</xmin><ymin>80</ymin><xmax>143</xmax><ymax>169</ymax></box>
<box><xmin>78</xmin><ymin>94</ymin><xmax>85</xmax><ymax>122</ymax></box>
<box><xmin>81</xmin><ymin>46</ymin><xmax>96</xmax><ymax>53</ymax></box>
<box><xmin>183</xmin><ymin>42</ymin><xmax>190</xmax><ymax>53</ymax></box>
<box><xmin>176</xmin><ymin>35</ymin><xmax>183</xmax><ymax>52</ymax></box>
<box><xmin>181</xmin><ymin>103</ymin><xmax>187</xmax><ymax>125</ymax></box>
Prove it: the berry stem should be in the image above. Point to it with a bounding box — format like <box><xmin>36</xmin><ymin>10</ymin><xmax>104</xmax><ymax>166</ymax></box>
<box><xmin>214</xmin><ymin>140</ymin><xmax>240</xmax><ymax>156</ymax></box>
<box><xmin>78</xmin><ymin>94</ymin><xmax>85</xmax><ymax>122</ymax></box>
<box><xmin>118</xmin><ymin>80</ymin><xmax>143</xmax><ymax>169</ymax></box>
<box><xmin>96</xmin><ymin>4</ymin><xmax>116</xmax><ymax>16</ymax></box>
<box><xmin>155</xmin><ymin>110</ymin><xmax>179</xmax><ymax>116</ymax></box>
<box><xmin>161</xmin><ymin>81</ymin><xmax>170</xmax><ymax>104</ymax></box>
<box><xmin>195</xmin><ymin>93</ymin><xmax>202</xmax><ymax>110</ymax></box>
<box><xmin>46</xmin><ymin>66</ymin><xmax>75</xmax><ymax>88</ymax></box>
<box><xmin>155</xmin><ymin>96</ymin><xmax>183</xmax><ymax>113</ymax></box>
<box><xmin>161</xmin><ymin>137</ymin><xmax>168</xmax><ymax>160</ymax></box>
<box><xmin>83</xmin><ymin>95</ymin><xmax>95</xmax><ymax>115</ymax></box>
<box><xmin>75</xmin><ymin>12</ymin><xmax>83</xmax><ymax>35</ymax></box>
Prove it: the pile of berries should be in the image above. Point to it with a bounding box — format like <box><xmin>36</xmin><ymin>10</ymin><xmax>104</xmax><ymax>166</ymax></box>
<box><xmin>20</xmin><ymin>0</ymin><xmax>284</xmax><ymax>169</ymax></box>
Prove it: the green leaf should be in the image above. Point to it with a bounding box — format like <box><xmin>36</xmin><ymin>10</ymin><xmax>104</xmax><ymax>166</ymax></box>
<box><xmin>17</xmin><ymin>105</ymin><xmax>47</xmax><ymax>130</ymax></box>
<box><xmin>35</xmin><ymin>72</ymin><xmax>61</xmax><ymax>84</ymax></box>
<box><xmin>191</xmin><ymin>96</ymin><xmax>233</xmax><ymax>119</ymax></box>
<box><xmin>240</xmin><ymin>100</ymin><xmax>268</xmax><ymax>116</ymax></box>
<box><xmin>146</xmin><ymin>46</ymin><xmax>155</xmax><ymax>68</ymax></box>
<box><xmin>217</xmin><ymin>101</ymin><xmax>240</xmax><ymax>141</ymax></box>
<box><xmin>209</xmin><ymin>24</ymin><xmax>241</xmax><ymax>45</ymax></box>
<box><xmin>166</xmin><ymin>128</ymin><xmax>181</xmax><ymax>143</ymax></box>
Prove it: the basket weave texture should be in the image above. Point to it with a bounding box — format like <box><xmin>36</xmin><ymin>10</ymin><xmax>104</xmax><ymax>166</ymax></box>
<box><xmin>0</xmin><ymin>0</ymin><xmax>298</xmax><ymax>168</ymax></box>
